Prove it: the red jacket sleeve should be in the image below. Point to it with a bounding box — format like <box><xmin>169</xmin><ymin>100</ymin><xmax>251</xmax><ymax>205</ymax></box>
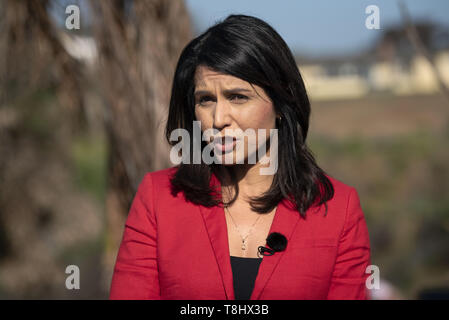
<box><xmin>109</xmin><ymin>173</ymin><xmax>161</xmax><ymax>299</ymax></box>
<box><xmin>326</xmin><ymin>187</ymin><xmax>371</xmax><ymax>300</ymax></box>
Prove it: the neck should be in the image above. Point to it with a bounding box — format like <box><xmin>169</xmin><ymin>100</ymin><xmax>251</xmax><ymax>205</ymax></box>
<box><xmin>219</xmin><ymin>161</ymin><xmax>274</xmax><ymax>203</ymax></box>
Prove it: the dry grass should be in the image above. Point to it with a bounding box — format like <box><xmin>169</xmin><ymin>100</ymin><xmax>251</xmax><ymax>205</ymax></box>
<box><xmin>307</xmin><ymin>93</ymin><xmax>449</xmax><ymax>298</ymax></box>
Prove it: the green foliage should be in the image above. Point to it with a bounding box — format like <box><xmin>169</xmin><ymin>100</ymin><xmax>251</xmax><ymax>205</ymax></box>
<box><xmin>70</xmin><ymin>133</ymin><xmax>108</xmax><ymax>202</ymax></box>
<box><xmin>308</xmin><ymin>125</ymin><xmax>449</xmax><ymax>298</ymax></box>
<box><xmin>13</xmin><ymin>88</ymin><xmax>59</xmax><ymax>141</ymax></box>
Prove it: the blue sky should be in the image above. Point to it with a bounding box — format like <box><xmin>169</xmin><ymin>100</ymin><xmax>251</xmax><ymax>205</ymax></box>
<box><xmin>185</xmin><ymin>0</ymin><xmax>449</xmax><ymax>57</ymax></box>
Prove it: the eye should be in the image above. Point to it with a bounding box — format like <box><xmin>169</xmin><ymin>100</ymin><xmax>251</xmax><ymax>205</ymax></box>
<box><xmin>197</xmin><ymin>95</ymin><xmax>214</xmax><ymax>106</ymax></box>
<box><xmin>229</xmin><ymin>94</ymin><xmax>248</xmax><ymax>103</ymax></box>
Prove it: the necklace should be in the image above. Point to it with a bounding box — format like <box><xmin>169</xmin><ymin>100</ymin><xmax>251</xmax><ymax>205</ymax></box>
<box><xmin>224</xmin><ymin>206</ymin><xmax>263</xmax><ymax>251</ymax></box>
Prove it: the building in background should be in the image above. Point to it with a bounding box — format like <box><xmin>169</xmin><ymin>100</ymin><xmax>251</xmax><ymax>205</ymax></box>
<box><xmin>298</xmin><ymin>22</ymin><xmax>449</xmax><ymax>101</ymax></box>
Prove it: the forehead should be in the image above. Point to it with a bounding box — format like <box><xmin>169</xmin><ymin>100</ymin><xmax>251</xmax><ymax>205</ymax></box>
<box><xmin>194</xmin><ymin>66</ymin><xmax>250</xmax><ymax>89</ymax></box>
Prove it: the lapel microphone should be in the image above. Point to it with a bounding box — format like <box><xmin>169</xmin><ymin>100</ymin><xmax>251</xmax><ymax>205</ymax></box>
<box><xmin>257</xmin><ymin>232</ymin><xmax>288</xmax><ymax>256</ymax></box>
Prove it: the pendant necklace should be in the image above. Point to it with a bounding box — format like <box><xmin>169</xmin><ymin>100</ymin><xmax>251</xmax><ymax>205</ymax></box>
<box><xmin>224</xmin><ymin>206</ymin><xmax>262</xmax><ymax>251</ymax></box>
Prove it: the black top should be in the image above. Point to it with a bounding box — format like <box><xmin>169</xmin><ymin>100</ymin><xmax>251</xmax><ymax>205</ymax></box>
<box><xmin>230</xmin><ymin>256</ymin><xmax>263</xmax><ymax>300</ymax></box>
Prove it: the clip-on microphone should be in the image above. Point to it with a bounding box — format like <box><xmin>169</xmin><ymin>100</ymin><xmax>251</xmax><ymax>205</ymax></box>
<box><xmin>257</xmin><ymin>232</ymin><xmax>288</xmax><ymax>256</ymax></box>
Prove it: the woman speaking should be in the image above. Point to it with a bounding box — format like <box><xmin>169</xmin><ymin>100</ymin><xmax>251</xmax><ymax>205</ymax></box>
<box><xmin>109</xmin><ymin>14</ymin><xmax>371</xmax><ymax>300</ymax></box>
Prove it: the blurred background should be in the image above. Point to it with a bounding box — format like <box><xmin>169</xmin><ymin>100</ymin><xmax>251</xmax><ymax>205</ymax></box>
<box><xmin>0</xmin><ymin>0</ymin><xmax>448</xmax><ymax>299</ymax></box>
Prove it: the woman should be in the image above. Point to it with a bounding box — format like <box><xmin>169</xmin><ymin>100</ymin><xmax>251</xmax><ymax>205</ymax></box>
<box><xmin>109</xmin><ymin>14</ymin><xmax>371</xmax><ymax>300</ymax></box>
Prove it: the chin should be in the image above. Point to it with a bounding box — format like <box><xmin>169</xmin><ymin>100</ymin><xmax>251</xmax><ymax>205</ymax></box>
<box><xmin>213</xmin><ymin>153</ymin><xmax>247</xmax><ymax>166</ymax></box>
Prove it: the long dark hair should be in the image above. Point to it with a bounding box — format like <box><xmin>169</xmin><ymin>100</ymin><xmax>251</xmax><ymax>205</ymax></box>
<box><xmin>165</xmin><ymin>14</ymin><xmax>334</xmax><ymax>218</ymax></box>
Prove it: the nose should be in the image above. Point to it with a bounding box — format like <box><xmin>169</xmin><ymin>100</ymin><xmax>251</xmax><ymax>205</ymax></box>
<box><xmin>213</xmin><ymin>96</ymin><xmax>232</xmax><ymax>130</ymax></box>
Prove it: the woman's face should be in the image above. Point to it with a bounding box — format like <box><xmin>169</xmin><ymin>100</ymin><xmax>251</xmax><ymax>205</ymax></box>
<box><xmin>194</xmin><ymin>65</ymin><xmax>277</xmax><ymax>165</ymax></box>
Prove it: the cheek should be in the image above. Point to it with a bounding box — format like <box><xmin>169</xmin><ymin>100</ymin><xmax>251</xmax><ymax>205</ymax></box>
<box><xmin>241</xmin><ymin>103</ymin><xmax>276</xmax><ymax>131</ymax></box>
<box><xmin>238</xmin><ymin>104</ymin><xmax>275</xmax><ymax>151</ymax></box>
<box><xmin>195</xmin><ymin>109</ymin><xmax>212</xmax><ymax>130</ymax></box>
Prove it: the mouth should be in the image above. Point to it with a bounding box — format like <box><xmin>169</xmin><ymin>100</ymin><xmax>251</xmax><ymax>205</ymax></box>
<box><xmin>212</xmin><ymin>136</ymin><xmax>237</xmax><ymax>154</ymax></box>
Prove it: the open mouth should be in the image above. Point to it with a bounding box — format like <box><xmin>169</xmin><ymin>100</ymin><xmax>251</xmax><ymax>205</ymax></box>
<box><xmin>212</xmin><ymin>136</ymin><xmax>237</xmax><ymax>154</ymax></box>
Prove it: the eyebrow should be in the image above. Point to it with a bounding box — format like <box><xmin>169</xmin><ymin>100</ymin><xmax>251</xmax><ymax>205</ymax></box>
<box><xmin>194</xmin><ymin>87</ymin><xmax>253</xmax><ymax>96</ymax></box>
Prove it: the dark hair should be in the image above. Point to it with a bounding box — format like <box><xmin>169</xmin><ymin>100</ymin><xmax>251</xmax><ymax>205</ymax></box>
<box><xmin>165</xmin><ymin>14</ymin><xmax>334</xmax><ymax>218</ymax></box>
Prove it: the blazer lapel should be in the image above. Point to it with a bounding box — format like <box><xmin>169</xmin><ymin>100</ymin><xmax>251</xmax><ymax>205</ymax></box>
<box><xmin>199</xmin><ymin>172</ymin><xmax>302</xmax><ymax>300</ymax></box>
<box><xmin>250</xmin><ymin>198</ymin><xmax>301</xmax><ymax>300</ymax></box>
<box><xmin>198</xmin><ymin>172</ymin><xmax>235</xmax><ymax>300</ymax></box>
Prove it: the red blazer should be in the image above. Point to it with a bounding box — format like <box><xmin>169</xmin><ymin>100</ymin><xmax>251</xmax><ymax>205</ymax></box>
<box><xmin>109</xmin><ymin>167</ymin><xmax>371</xmax><ymax>300</ymax></box>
